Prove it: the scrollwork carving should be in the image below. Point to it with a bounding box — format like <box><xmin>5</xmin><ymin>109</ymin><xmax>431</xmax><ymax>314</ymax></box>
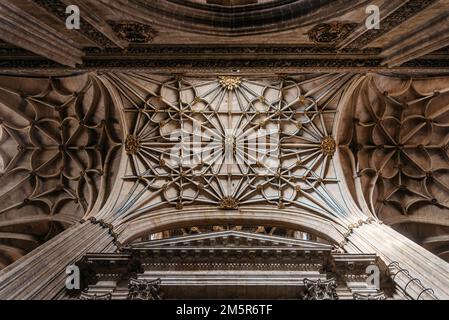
<box><xmin>108</xmin><ymin>21</ymin><xmax>158</xmax><ymax>43</ymax></box>
<box><xmin>307</xmin><ymin>22</ymin><xmax>357</xmax><ymax>44</ymax></box>
<box><xmin>127</xmin><ymin>278</ymin><xmax>162</xmax><ymax>300</ymax></box>
<box><xmin>303</xmin><ymin>278</ymin><xmax>338</xmax><ymax>300</ymax></box>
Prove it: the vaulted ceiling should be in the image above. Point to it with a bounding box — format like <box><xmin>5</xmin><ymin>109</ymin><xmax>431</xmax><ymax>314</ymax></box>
<box><xmin>0</xmin><ymin>74</ymin><xmax>122</xmax><ymax>269</ymax></box>
<box><xmin>1</xmin><ymin>1</ymin><xmax>449</xmax><ymax>274</ymax></box>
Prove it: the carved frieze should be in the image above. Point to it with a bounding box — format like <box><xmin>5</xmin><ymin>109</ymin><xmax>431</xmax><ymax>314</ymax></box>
<box><xmin>349</xmin><ymin>0</ymin><xmax>439</xmax><ymax>48</ymax></box>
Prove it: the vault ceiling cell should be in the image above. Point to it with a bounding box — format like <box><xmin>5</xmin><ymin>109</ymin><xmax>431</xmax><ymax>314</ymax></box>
<box><xmin>0</xmin><ymin>74</ymin><xmax>123</xmax><ymax>270</ymax></box>
<box><xmin>105</xmin><ymin>73</ymin><xmax>351</xmax><ymax>219</ymax></box>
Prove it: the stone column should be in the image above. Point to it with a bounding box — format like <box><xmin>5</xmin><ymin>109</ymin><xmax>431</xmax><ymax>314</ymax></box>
<box><xmin>345</xmin><ymin>222</ymin><xmax>449</xmax><ymax>300</ymax></box>
<box><xmin>0</xmin><ymin>220</ymin><xmax>117</xmax><ymax>300</ymax></box>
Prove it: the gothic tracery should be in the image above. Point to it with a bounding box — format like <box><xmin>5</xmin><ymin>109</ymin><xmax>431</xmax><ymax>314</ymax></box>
<box><xmin>0</xmin><ymin>0</ymin><xmax>449</xmax><ymax>302</ymax></box>
<box><xmin>107</xmin><ymin>73</ymin><xmax>349</xmax><ymax>220</ymax></box>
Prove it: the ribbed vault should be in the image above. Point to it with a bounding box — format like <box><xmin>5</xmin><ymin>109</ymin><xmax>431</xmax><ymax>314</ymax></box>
<box><xmin>96</xmin><ymin>73</ymin><xmax>357</xmax><ymax>228</ymax></box>
<box><xmin>0</xmin><ymin>74</ymin><xmax>122</xmax><ymax>270</ymax></box>
<box><xmin>339</xmin><ymin>74</ymin><xmax>449</xmax><ymax>262</ymax></box>
<box><xmin>1</xmin><ymin>71</ymin><xmax>449</xmax><ymax>288</ymax></box>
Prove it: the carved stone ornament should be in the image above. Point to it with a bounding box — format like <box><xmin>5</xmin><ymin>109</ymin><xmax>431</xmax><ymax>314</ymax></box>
<box><xmin>353</xmin><ymin>292</ymin><xmax>386</xmax><ymax>300</ymax></box>
<box><xmin>127</xmin><ymin>278</ymin><xmax>162</xmax><ymax>300</ymax></box>
<box><xmin>108</xmin><ymin>21</ymin><xmax>159</xmax><ymax>43</ymax></box>
<box><xmin>321</xmin><ymin>136</ymin><xmax>336</xmax><ymax>158</ymax></box>
<box><xmin>219</xmin><ymin>196</ymin><xmax>239</xmax><ymax>209</ymax></box>
<box><xmin>79</xmin><ymin>291</ymin><xmax>112</xmax><ymax>300</ymax></box>
<box><xmin>218</xmin><ymin>76</ymin><xmax>242</xmax><ymax>90</ymax></box>
<box><xmin>307</xmin><ymin>22</ymin><xmax>358</xmax><ymax>44</ymax></box>
<box><xmin>125</xmin><ymin>134</ymin><xmax>141</xmax><ymax>155</ymax></box>
<box><xmin>303</xmin><ymin>278</ymin><xmax>338</xmax><ymax>300</ymax></box>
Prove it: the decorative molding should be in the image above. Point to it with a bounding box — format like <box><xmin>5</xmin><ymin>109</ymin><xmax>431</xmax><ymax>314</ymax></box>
<box><xmin>82</xmin><ymin>46</ymin><xmax>382</xmax><ymax>55</ymax></box>
<box><xmin>207</xmin><ymin>0</ymin><xmax>258</xmax><ymax>5</ymax></box>
<box><xmin>74</xmin><ymin>231</ymin><xmax>390</xmax><ymax>300</ymax></box>
<box><xmin>337</xmin><ymin>218</ymin><xmax>377</xmax><ymax>248</ymax></box>
<box><xmin>349</xmin><ymin>0</ymin><xmax>439</xmax><ymax>48</ymax></box>
<box><xmin>0</xmin><ymin>57</ymin><xmax>383</xmax><ymax>69</ymax></box>
<box><xmin>353</xmin><ymin>292</ymin><xmax>386</xmax><ymax>300</ymax></box>
<box><xmin>88</xmin><ymin>217</ymin><xmax>121</xmax><ymax>247</ymax></box>
<box><xmin>143</xmin><ymin>262</ymin><xmax>323</xmax><ymax>272</ymax></box>
<box><xmin>5</xmin><ymin>58</ymin><xmax>449</xmax><ymax>72</ymax></box>
<box><xmin>2</xmin><ymin>45</ymin><xmax>449</xmax><ymax>72</ymax></box>
<box><xmin>33</xmin><ymin>0</ymin><xmax>116</xmax><ymax>48</ymax></box>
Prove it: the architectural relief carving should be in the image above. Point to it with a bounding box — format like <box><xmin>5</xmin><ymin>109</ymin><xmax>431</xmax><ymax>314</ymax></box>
<box><xmin>307</xmin><ymin>22</ymin><xmax>358</xmax><ymax>44</ymax></box>
<box><xmin>218</xmin><ymin>76</ymin><xmax>242</xmax><ymax>90</ymax></box>
<box><xmin>125</xmin><ymin>135</ymin><xmax>141</xmax><ymax>155</ymax></box>
<box><xmin>127</xmin><ymin>278</ymin><xmax>162</xmax><ymax>300</ymax></box>
<box><xmin>348</xmin><ymin>0</ymin><xmax>439</xmax><ymax>48</ymax></box>
<box><xmin>353</xmin><ymin>292</ymin><xmax>386</xmax><ymax>300</ymax></box>
<box><xmin>320</xmin><ymin>136</ymin><xmax>336</xmax><ymax>158</ymax></box>
<box><xmin>33</xmin><ymin>0</ymin><xmax>116</xmax><ymax>48</ymax></box>
<box><xmin>108</xmin><ymin>21</ymin><xmax>158</xmax><ymax>44</ymax></box>
<box><xmin>303</xmin><ymin>279</ymin><xmax>338</xmax><ymax>300</ymax></box>
<box><xmin>0</xmin><ymin>0</ymin><xmax>445</xmax><ymax>71</ymax></box>
<box><xmin>79</xmin><ymin>291</ymin><xmax>112</xmax><ymax>300</ymax></box>
<box><xmin>74</xmin><ymin>231</ymin><xmax>392</xmax><ymax>299</ymax></box>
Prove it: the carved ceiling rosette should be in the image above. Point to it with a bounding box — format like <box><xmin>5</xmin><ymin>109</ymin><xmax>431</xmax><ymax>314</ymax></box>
<box><xmin>103</xmin><ymin>73</ymin><xmax>353</xmax><ymax>222</ymax></box>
